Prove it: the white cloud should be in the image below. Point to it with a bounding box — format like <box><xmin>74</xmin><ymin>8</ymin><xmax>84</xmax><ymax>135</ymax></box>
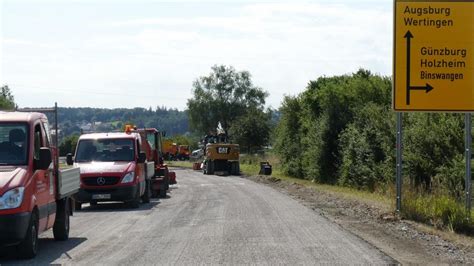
<box><xmin>2</xmin><ymin>1</ymin><xmax>393</xmax><ymax>109</ymax></box>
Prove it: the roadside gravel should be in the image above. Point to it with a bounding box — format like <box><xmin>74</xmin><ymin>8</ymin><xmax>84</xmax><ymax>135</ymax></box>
<box><xmin>247</xmin><ymin>174</ymin><xmax>474</xmax><ymax>264</ymax></box>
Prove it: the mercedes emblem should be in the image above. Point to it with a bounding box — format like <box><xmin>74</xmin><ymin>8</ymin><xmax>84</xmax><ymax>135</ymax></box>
<box><xmin>97</xmin><ymin>177</ymin><xmax>106</xmax><ymax>185</ymax></box>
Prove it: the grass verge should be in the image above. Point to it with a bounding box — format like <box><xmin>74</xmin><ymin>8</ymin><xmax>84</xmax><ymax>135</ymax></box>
<box><xmin>402</xmin><ymin>191</ymin><xmax>474</xmax><ymax>235</ymax></box>
<box><xmin>167</xmin><ymin>160</ymin><xmax>194</xmax><ymax>168</ymax></box>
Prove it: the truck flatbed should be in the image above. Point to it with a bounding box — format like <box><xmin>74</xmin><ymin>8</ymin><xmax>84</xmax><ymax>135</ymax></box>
<box><xmin>57</xmin><ymin>167</ymin><xmax>80</xmax><ymax>199</ymax></box>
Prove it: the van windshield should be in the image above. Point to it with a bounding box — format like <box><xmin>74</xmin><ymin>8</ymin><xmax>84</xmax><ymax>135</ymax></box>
<box><xmin>0</xmin><ymin>123</ymin><xmax>28</xmax><ymax>165</ymax></box>
<box><xmin>75</xmin><ymin>138</ymin><xmax>135</xmax><ymax>162</ymax></box>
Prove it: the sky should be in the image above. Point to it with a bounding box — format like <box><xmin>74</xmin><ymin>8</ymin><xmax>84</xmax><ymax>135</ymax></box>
<box><xmin>0</xmin><ymin>0</ymin><xmax>393</xmax><ymax>110</ymax></box>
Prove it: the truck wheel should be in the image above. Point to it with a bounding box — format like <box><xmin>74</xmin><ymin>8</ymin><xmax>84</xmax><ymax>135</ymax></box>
<box><xmin>128</xmin><ymin>199</ymin><xmax>140</xmax><ymax>209</ymax></box>
<box><xmin>53</xmin><ymin>199</ymin><xmax>70</xmax><ymax>241</ymax></box>
<box><xmin>75</xmin><ymin>201</ymin><xmax>82</xmax><ymax>211</ymax></box>
<box><xmin>17</xmin><ymin>212</ymin><xmax>38</xmax><ymax>259</ymax></box>
<box><xmin>141</xmin><ymin>180</ymin><xmax>151</xmax><ymax>203</ymax></box>
<box><xmin>128</xmin><ymin>189</ymin><xmax>140</xmax><ymax>208</ymax></box>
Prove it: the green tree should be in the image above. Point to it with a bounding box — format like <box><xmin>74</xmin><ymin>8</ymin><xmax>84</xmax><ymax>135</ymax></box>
<box><xmin>274</xmin><ymin>96</ymin><xmax>304</xmax><ymax>177</ymax></box>
<box><xmin>229</xmin><ymin>108</ymin><xmax>271</xmax><ymax>153</ymax></box>
<box><xmin>273</xmin><ymin>69</ymin><xmax>393</xmax><ymax>184</ymax></box>
<box><xmin>187</xmin><ymin>65</ymin><xmax>268</xmax><ymax>134</ymax></box>
<box><xmin>59</xmin><ymin>134</ymin><xmax>80</xmax><ymax>156</ymax></box>
<box><xmin>338</xmin><ymin>103</ymin><xmax>395</xmax><ymax>191</ymax></box>
<box><xmin>0</xmin><ymin>85</ymin><xmax>16</xmax><ymax>110</ymax></box>
<box><xmin>403</xmin><ymin>113</ymin><xmax>464</xmax><ymax>190</ymax></box>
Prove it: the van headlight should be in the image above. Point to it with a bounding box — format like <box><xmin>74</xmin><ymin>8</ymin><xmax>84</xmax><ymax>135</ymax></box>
<box><xmin>0</xmin><ymin>187</ymin><xmax>25</xmax><ymax>210</ymax></box>
<box><xmin>121</xmin><ymin>172</ymin><xmax>135</xmax><ymax>184</ymax></box>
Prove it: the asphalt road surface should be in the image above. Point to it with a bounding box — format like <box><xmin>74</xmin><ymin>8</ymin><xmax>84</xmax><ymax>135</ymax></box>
<box><xmin>0</xmin><ymin>168</ymin><xmax>395</xmax><ymax>264</ymax></box>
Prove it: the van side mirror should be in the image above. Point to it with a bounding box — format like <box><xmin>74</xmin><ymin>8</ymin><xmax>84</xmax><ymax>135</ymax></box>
<box><xmin>36</xmin><ymin>147</ymin><xmax>52</xmax><ymax>170</ymax></box>
<box><xmin>137</xmin><ymin>152</ymin><xmax>146</xmax><ymax>163</ymax></box>
<box><xmin>66</xmin><ymin>153</ymin><xmax>74</xmax><ymax>165</ymax></box>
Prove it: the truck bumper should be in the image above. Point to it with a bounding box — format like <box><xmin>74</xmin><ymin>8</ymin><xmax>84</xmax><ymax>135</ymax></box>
<box><xmin>73</xmin><ymin>184</ymin><xmax>139</xmax><ymax>203</ymax></box>
<box><xmin>0</xmin><ymin>212</ymin><xmax>31</xmax><ymax>246</ymax></box>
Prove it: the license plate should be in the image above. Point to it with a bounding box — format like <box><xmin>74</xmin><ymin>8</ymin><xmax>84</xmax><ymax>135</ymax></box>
<box><xmin>92</xmin><ymin>194</ymin><xmax>111</xmax><ymax>200</ymax></box>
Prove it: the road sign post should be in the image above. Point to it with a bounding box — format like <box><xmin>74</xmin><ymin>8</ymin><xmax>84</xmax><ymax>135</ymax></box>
<box><xmin>394</xmin><ymin>0</ymin><xmax>474</xmax><ymax>213</ymax></box>
<box><xmin>466</xmin><ymin>114</ymin><xmax>472</xmax><ymax>217</ymax></box>
<box><xmin>396</xmin><ymin>112</ymin><xmax>403</xmax><ymax>212</ymax></box>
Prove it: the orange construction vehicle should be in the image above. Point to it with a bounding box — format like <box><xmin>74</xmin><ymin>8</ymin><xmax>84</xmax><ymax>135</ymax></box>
<box><xmin>162</xmin><ymin>139</ymin><xmax>178</xmax><ymax>161</ymax></box>
<box><xmin>127</xmin><ymin>126</ymin><xmax>176</xmax><ymax>197</ymax></box>
<box><xmin>177</xmin><ymin>145</ymin><xmax>190</xmax><ymax>161</ymax></box>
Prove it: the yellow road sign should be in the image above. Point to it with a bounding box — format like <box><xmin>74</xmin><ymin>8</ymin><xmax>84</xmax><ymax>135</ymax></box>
<box><xmin>393</xmin><ymin>0</ymin><xmax>474</xmax><ymax>111</ymax></box>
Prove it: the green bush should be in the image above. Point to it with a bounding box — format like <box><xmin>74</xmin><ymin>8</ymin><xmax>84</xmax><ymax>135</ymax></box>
<box><xmin>272</xmin><ymin>69</ymin><xmax>473</xmax><ymax>235</ymax></box>
<box><xmin>404</xmin><ymin>113</ymin><xmax>464</xmax><ymax>189</ymax></box>
<box><xmin>274</xmin><ymin>69</ymin><xmax>392</xmax><ymax>186</ymax></box>
<box><xmin>59</xmin><ymin>134</ymin><xmax>79</xmax><ymax>156</ymax></box>
<box><xmin>434</xmin><ymin>154</ymin><xmax>468</xmax><ymax>200</ymax></box>
<box><xmin>274</xmin><ymin>96</ymin><xmax>304</xmax><ymax>177</ymax></box>
<box><xmin>338</xmin><ymin>104</ymin><xmax>395</xmax><ymax>191</ymax></box>
<box><xmin>402</xmin><ymin>190</ymin><xmax>473</xmax><ymax>234</ymax></box>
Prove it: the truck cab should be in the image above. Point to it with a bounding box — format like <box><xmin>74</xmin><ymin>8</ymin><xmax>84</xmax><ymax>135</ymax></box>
<box><xmin>0</xmin><ymin>111</ymin><xmax>80</xmax><ymax>259</ymax></box>
<box><xmin>71</xmin><ymin>132</ymin><xmax>150</xmax><ymax>209</ymax></box>
<box><xmin>177</xmin><ymin>145</ymin><xmax>190</xmax><ymax>160</ymax></box>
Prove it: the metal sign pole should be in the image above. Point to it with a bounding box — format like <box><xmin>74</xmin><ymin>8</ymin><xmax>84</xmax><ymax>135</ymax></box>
<box><xmin>396</xmin><ymin>112</ymin><xmax>403</xmax><ymax>212</ymax></box>
<box><xmin>465</xmin><ymin>113</ymin><xmax>472</xmax><ymax>217</ymax></box>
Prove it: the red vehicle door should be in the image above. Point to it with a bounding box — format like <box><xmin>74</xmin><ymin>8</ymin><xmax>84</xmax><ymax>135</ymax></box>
<box><xmin>31</xmin><ymin>123</ymin><xmax>54</xmax><ymax>232</ymax></box>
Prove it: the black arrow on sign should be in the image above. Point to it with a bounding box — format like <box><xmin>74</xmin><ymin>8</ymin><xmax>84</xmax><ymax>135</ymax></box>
<box><xmin>410</xmin><ymin>84</ymin><xmax>434</xmax><ymax>93</ymax></box>
<box><xmin>404</xmin><ymin>30</ymin><xmax>434</xmax><ymax>105</ymax></box>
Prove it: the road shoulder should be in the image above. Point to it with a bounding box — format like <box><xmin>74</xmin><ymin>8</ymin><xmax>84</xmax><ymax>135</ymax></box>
<box><xmin>246</xmin><ymin>174</ymin><xmax>474</xmax><ymax>264</ymax></box>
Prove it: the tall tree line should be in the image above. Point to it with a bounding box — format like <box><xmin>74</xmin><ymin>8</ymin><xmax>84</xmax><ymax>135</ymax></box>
<box><xmin>274</xmin><ymin>69</ymin><xmax>466</xmax><ymax>199</ymax></box>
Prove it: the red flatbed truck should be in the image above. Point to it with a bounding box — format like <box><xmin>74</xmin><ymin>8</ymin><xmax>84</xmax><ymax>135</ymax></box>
<box><xmin>0</xmin><ymin>105</ymin><xmax>80</xmax><ymax>259</ymax></box>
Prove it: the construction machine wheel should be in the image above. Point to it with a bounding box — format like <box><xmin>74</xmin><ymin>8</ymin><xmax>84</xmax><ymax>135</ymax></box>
<box><xmin>230</xmin><ymin>162</ymin><xmax>238</xmax><ymax>175</ymax></box>
<box><xmin>159</xmin><ymin>188</ymin><xmax>166</xmax><ymax>198</ymax></box>
<box><xmin>207</xmin><ymin>160</ymin><xmax>214</xmax><ymax>175</ymax></box>
<box><xmin>235</xmin><ymin>162</ymin><xmax>240</xmax><ymax>176</ymax></box>
<box><xmin>159</xmin><ymin>178</ymin><xmax>169</xmax><ymax>198</ymax></box>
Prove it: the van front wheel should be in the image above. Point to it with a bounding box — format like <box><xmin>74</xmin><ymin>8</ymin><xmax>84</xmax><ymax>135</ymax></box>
<box><xmin>17</xmin><ymin>211</ymin><xmax>39</xmax><ymax>259</ymax></box>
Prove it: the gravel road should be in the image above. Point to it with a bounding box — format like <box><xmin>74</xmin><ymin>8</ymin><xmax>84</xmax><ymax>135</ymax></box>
<box><xmin>0</xmin><ymin>168</ymin><xmax>395</xmax><ymax>264</ymax></box>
